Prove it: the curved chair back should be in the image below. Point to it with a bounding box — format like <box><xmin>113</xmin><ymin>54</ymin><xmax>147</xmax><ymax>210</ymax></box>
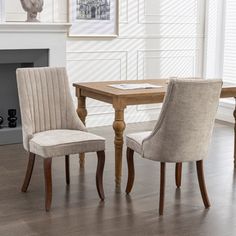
<box><xmin>142</xmin><ymin>79</ymin><xmax>222</xmax><ymax>162</ymax></box>
<box><xmin>16</xmin><ymin>67</ymin><xmax>86</xmax><ymax>151</ymax></box>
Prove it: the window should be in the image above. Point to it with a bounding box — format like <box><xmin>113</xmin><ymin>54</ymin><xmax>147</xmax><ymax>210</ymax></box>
<box><xmin>205</xmin><ymin>0</ymin><xmax>236</xmax><ymax>83</ymax></box>
<box><xmin>223</xmin><ymin>0</ymin><xmax>236</xmax><ymax>83</ymax></box>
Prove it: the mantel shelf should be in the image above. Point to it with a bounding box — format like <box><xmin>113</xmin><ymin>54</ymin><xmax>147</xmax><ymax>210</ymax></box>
<box><xmin>0</xmin><ymin>22</ymin><xmax>71</xmax><ymax>33</ymax></box>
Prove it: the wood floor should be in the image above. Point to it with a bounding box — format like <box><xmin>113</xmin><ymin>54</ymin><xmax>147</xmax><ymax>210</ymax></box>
<box><xmin>0</xmin><ymin>121</ymin><xmax>236</xmax><ymax>236</ymax></box>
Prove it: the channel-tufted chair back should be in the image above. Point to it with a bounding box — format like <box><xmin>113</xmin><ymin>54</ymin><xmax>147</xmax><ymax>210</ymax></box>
<box><xmin>16</xmin><ymin>67</ymin><xmax>86</xmax><ymax>151</ymax></box>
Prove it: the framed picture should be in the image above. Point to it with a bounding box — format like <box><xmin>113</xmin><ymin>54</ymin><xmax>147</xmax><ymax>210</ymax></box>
<box><xmin>67</xmin><ymin>0</ymin><xmax>119</xmax><ymax>38</ymax></box>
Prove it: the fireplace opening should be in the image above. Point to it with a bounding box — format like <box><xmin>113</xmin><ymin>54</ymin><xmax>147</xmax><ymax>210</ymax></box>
<box><xmin>0</xmin><ymin>49</ymin><xmax>49</xmax><ymax>145</ymax></box>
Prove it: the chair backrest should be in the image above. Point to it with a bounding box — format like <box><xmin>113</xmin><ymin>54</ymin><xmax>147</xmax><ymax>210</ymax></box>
<box><xmin>16</xmin><ymin>67</ymin><xmax>86</xmax><ymax>151</ymax></box>
<box><xmin>142</xmin><ymin>79</ymin><xmax>222</xmax><ymax>162</ymax></box>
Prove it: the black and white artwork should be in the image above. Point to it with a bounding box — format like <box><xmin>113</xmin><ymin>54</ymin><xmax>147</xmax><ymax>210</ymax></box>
<box><xmin>68</xmin><ymin>0</ymin><xmax>118</xmax><ymax>37</ymax></box>
<box><xmin>76</xmin><ymin>0</ymin><xmax>110</xmax><ymax>20</ymax></box>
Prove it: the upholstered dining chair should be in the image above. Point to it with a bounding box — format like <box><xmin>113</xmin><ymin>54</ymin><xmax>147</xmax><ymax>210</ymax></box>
<box><xmin>16</xmin><ymin>67</ymin><xmax>106</xmax><ymax>211</ymax></box>
<box><xmin>125</xmin><ymin>79</ymin><xmax>222</xmax><ymax>215</ymax></box>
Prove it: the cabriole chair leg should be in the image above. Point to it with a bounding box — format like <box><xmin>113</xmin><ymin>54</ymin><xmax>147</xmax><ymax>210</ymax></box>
<box><xmin>96</xmin><ymin>151</ymin><xmax>105</xmax><ymax>201</ymax></box>
<box><xmin>196</xmin><ymin>160</ymin><xmax>210</xmax><ymax>208</ymax></box>
<box><xmin>21</xmin><ymin>152</ymin><xmax>36</xmax><ymax>192</ymax></box>
<box><xmin>126</xmin><ymin>147</ymin><xmax>135</xmax><ymax>194</ymax></box>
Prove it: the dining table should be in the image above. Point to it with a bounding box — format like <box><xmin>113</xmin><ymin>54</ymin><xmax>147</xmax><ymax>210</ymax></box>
<box><xmin>73</xmin><ymin>79</ymin><xmax>236</xmax><ymax>187</ymax></box>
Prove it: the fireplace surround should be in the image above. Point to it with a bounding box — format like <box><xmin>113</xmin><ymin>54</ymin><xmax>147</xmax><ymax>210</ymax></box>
<box><xmin>0</xmin><ymin>49</ymin><xmax>49</xmax><ymax>144</ymax></box>
<box><xmin>0</xmin><ymin>22</ymin><xmax>70</xmax><ymax>145</ymax></box>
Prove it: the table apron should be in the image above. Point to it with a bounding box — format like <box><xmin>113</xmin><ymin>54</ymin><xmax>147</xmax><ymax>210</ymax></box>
<box><xmin>123</xmin><ymin>95</ymin><xmax>165</xmax><ymax>106</ymax></box>
<box><xmin>81</xmin><ymin>90</ymin><xmax>113</xmax><ymax>104</ymax></box>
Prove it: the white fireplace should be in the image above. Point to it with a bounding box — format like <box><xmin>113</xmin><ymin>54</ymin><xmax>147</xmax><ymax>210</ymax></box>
<box><xmin>0</xmin><ymin>22</ymin><xmax>71</xmax><ymax>145</ymax></box>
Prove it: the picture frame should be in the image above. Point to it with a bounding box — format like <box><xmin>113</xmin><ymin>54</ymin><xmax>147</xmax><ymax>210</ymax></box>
<box><xmin>67</xmin><ymin>0</ymin><xmax>119</xmax><ymax>38</ymax></box>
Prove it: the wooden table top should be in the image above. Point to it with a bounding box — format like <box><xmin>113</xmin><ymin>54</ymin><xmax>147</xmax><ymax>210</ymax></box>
<box><xmin>73</xmin><ymin>79</ymin><xmax>236</xmax><ymax>99</ymax></box>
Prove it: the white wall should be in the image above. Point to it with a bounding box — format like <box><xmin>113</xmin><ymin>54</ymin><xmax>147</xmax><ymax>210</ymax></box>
<box><xmin>5</xmin><ymin>0</ymin><xmax>205</xmax><ymax>127</ymax></box>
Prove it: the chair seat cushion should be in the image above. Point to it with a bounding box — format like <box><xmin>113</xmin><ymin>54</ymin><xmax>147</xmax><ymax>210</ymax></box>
<box><xmin>29</xmin><ymin>129</ymin><xmax>105</xmax><ymax>158</ymax></box>
<box><xmin>126</xmin><ymin>131</ymin><xmax>151</xmax><ymax>155</ymax></box>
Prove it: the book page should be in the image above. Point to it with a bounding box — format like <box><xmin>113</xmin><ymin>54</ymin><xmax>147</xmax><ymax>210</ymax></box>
<box><xmin>109</xmin><ymin>83</ymin><xmax>163</xmax><ymax>90</ymax></box>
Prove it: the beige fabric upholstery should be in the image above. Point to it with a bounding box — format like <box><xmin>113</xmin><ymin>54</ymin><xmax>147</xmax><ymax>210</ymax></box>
<box><xmin>126</xmin><ymin>131</ymin><xmax>151</xmax><ymax>155</ymax></box>
<box><xmin>30</xmin><ymin>130</ymin><xmax>105</xmax><ymax>158</ymax></box>
<box><xmin>126</xmin><ymin>79</ymin><xmax>222</xmax><ymax>163</ymax></box>
<box><xmin>16</xmin><ymin>67</ymin><xmax>105</xmax><ymax>158</ymax></box>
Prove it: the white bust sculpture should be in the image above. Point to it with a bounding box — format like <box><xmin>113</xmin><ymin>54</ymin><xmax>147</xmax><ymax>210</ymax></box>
<box><xmin>20</xmin><ymin>0</ymin><xmax>44</xmax><ymax>22</ymax></box>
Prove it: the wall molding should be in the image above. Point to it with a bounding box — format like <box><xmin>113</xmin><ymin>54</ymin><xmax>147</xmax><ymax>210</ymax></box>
<box><xmin>137</xmin><ymin>49</ymin><xmax>196</xmax><ymax>80</ymax></box>
<box><xmin>117</xmin><ymin>34</ymin><xmax>204</xmax><ymax>39</ymax></box>
<box><xmin>67</xmin><ymin>50</ymin><xmax>128</xmax><ymax>116</ymax></box>
<box><xmin>138</xmin><ymin>0</ymin><xmax>199</xmax><ymax>24</ymax></box>
<box><xmin>136</xmin><ymin>49</ymin><xmax>196</xmax><ymax>111</ymax></box>
<box><xmin>119</xmin><ymin>0</ymin><xmax>129</xmax><ymax>24</ymax></box>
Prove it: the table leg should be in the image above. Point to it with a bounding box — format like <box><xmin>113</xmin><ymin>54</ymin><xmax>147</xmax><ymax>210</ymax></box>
<box><xmin>113</xmin><ymin>108</ymin><xmax>126</xmax><ymax>188</ymax></box>
<box><xmin>234</xmin><ymin>97</ymin><xmax>236</xmax><ymax>167</ymax></box>
<box><xmin>77</xmin><ymin>94</ymin><xmax>87</xmax><ymax>168</ymax></box>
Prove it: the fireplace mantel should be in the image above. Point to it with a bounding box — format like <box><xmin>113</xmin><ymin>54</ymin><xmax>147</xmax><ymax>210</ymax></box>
<box><xmin>0</xmin><ymin>22</ymin><xmax>71</xmax><ymax>66</ymax></box>
<box><xmin>0</xmin><ymin>22</ymin><xmax>71</xmax><ymax>33</ymax></box>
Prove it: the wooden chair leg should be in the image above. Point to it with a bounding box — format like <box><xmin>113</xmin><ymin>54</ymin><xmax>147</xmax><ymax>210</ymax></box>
<box><xmin>44</xmin><ymin>158</ymin><xmax>52</xmax><ymax>211</ymax></box>
<box><xmin>96</xmin><ymin>151</ymin><xmax>105</xmax><ymax>201</ymax></box>
<box><xmin>21</xmin><ymin>153</ymin><xmax>36</xmax><ymax>192</ymax></box>
<box><xmin>196</xmin><ymin>160</ymin><xmax>210</xmax><ymax>208</ymax></box>
<box><xmin>175</xmin><ymin>162</ymin><xmax>182</xmax><ymax>188</ymax></box>
<box><xmin>126</xmin><ymin>148</ymin><xmax>135</xmax><ymax>194</ymax></box>
<box><xmin>159</xmin><ymin>162</ymin><xmax>166</xmax><ymax>215</ymax></box>
<box><xmin>65</xmin><ymin>155</ymin><xmax>70</xmax><ymax>185</ymax></box>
